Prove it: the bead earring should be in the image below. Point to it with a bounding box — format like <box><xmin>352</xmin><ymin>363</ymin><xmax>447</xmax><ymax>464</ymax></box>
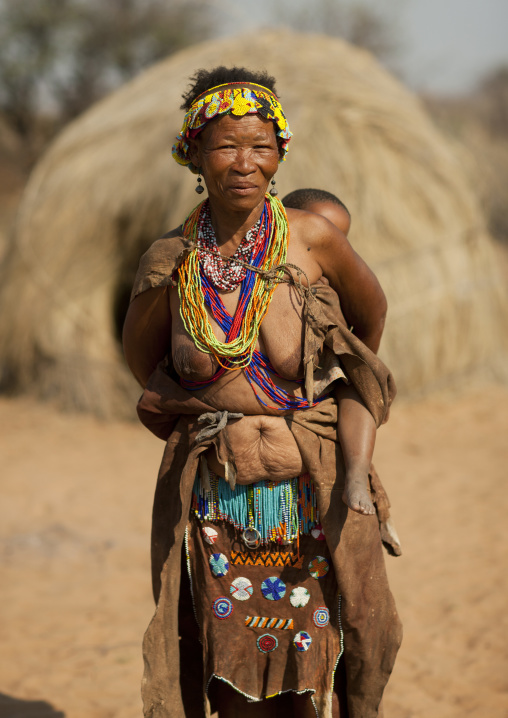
<box><xmin>195</xmin><ymin>173</ymin><xmax>204</xmax><ymax>194</ymax></box>
<box><xmin>269</xmin><ymin>177</ymin><xmax>278</xmax><ymax>196</ymax></box>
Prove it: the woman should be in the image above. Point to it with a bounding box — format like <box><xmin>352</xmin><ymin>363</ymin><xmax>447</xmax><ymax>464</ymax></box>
<box><xmin>123</xmin><ymin>67</ymin><xmax>401</xmax><ymax>718</ymax></box>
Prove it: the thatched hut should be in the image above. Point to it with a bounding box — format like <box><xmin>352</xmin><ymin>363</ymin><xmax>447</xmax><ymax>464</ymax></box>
<box><xmin>0</xmin><ymin>30</ymin><xmax>506</xmax><ymax>416</ymax></box>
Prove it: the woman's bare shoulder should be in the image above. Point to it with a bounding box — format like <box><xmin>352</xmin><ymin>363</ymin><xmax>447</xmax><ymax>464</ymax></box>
<box><xmin>286</xmin><ymin>207</ymin><xmax>346</xmax><ymax>248</ymax></box>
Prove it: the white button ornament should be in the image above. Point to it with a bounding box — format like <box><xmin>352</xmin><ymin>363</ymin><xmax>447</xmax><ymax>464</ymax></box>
<box><xmin>230</xmin><ymin>577</ymin><xmax>253</xmax><ymax>601</ymax></box>
<box><xmin>289</xmin><ymin>586</ymin><xmax>310</xmax><ymax>608</ymax></box>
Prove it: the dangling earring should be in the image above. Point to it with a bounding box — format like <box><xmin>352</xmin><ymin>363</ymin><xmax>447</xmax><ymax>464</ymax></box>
<box><xmin>269</xmin><ymin>177</ymin><xmax>278</xmax><ymax>196</ymax></box>
<box><xmin>195</xmin><ymin>173</ymin><xmax>204</xmax><ymax>194</ymax></box>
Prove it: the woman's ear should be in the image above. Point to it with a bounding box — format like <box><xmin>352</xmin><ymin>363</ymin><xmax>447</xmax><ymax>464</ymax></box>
<box><xmin>188</xmin><ymin>138</ymin><xmax>201</xmax><ymax>170</ymax></box>
<box><xmin>276</xmin><ymin>137</ymin><xmax>284</xmax><ymax>161</ymax></box>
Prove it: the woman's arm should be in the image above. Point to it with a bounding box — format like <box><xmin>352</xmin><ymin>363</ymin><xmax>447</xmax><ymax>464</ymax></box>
<box><xmin>122</xmin><ymin>286</ymin><xmax>172</xmax><ymax>388</ymax></box>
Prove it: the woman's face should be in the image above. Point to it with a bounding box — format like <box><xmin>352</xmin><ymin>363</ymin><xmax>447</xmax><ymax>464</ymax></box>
<box><xmin>189</xmin><ymin>113</ymin><xmax>280</xmax><ymax>212</ymax></box>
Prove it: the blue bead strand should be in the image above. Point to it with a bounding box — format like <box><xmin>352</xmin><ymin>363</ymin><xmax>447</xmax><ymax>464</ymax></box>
<box><xmin>191</xmin><ymin>471</ymin><xmax>319</xmax><ymax>544</ymax></box>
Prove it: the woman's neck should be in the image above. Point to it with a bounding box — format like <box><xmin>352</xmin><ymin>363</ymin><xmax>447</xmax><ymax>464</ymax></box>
<box><xmin>208</xmin><ymin>197</ymin><xmax>266</xmax><ymax>255</ymax></box>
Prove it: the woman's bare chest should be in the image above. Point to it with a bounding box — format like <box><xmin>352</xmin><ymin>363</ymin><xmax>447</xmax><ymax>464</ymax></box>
<box><xmin>170</xmin><ymin>238</ymin><xmax>322</xmax><ymax>382</ymax></box>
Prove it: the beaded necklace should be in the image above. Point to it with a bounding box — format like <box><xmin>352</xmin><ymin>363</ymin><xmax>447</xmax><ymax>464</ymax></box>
<box><xmin>198</xmin><ymin>202</ymin><xmax>262</xmax><ymax>292</ymax></box>
<box><xmin>178</xmin><ymin>194</ymin><xmax>287</xmax><ymax>370</ymax></box>
<box><xmin>178</xmin><ymin>194</ymin><xmax>325</xmax><ymax>410</ymax></box>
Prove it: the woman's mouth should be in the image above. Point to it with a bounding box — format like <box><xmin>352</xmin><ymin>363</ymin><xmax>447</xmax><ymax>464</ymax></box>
<box><xmin>229</xmin><ymin>184</ymin><xmax>257</xmax><ymax>195</ymax></box>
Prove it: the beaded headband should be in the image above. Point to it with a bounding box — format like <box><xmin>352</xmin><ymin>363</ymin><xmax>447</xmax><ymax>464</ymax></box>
<box><xmin>172</xmin><ymin>82</ymin><xmax>292</xmax><ymax>174</ymax></box>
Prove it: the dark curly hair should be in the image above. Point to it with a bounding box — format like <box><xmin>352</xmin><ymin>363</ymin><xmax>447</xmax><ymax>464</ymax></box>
<box><xmin>282</xmin><ymin>188</ymin><xmax>350</xmax><ymax>216</ymax></box>
<box><xmin>180</xmin><ymin>66</ymin><xmax>278</xmax><ymax>110</ymax></box>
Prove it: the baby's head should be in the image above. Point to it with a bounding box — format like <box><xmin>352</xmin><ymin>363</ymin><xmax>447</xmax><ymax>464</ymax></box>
<box><xmin>282</xmin><ymin>188</ymin><xmax>351</xmax><ymax>236</ymax></box>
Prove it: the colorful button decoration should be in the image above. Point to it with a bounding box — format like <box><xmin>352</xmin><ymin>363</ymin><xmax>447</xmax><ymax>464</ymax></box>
<box><xmin>212</xmin><ymin>596</ymin><xmax>233</xmax><ymax>620</ymax></box>
<box><xmin>261</xmin><ymin>576</ymin><xmax>286</xmax><ymax>601</ymax></box>
<box><xmin>209</xmin><ymin>553</ymin><xmax>229</xmax><ymax>577</ymax></box>
<box><xmin>289</xmin><ymin>587</ymin><xmax>311</xmax><ymax>608</ymax></box>
<box><xmin>230</xmin><ymin>548</ymin><xmax>302</xmax><ymax>567</ymax></box>
<box><xmin>230</xmin><ymin>577</ymin><xmax>253</xmax><ymax>601</ymax></box>
<box><xmin>257</xmin><ymin>633</ymin><xmax>278</xmax><ymax>653</ymax></box>
<box><xmin>246</xmin><ymin>616</ymin><xmax>294</xmax><ymax>630</ymax></box>
<box><xmin>202</xmin><ymin>526</ymin><xmax>218</xmax><ymax>545</ymax></box>
<box><xmin>312</xmin><ymin>607</ymin><xmax>330</xmax><ymax>628</ymax></box>
<box><xmin>308</xmin><ymin>556</ymin><xmax>330</xmax><ymax>579</ymax></box>
<box><xmin>294</xmin><ymin>631</ymin><xmax>312</xmax><ymax>652</ymax></box>
<box><xmin>311</xmin><ymin>524</ymin><xmax>326</xmax><ymax>541</ymax></box>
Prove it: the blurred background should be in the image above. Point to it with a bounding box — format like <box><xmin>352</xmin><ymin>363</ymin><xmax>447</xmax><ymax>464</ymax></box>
<box><xmin>0</xmin><ymin>2</ymin><xmax>507</xmax><ymax>717</ymax></box>
<box><xmin>1</xmin><ymin>0</ymin><xmax>508</xmax><ymax>241</ymax></box>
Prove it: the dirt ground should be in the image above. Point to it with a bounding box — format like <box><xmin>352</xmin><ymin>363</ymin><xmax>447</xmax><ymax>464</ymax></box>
<box><xmin>1</xmin><ymin>385</ymin><xmax>508</xmax><ymax>718</ymax></box>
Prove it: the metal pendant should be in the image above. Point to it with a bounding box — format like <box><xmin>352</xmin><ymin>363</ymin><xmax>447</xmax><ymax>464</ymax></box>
<box><xmin>242</xmin><ymin>527</ymin><xmax>261</xmax><ymax>550</ymax></box>
<box><xmin>195</xmin><ymin>175</ymin><xmax>204</xmax><ymax>194</ymax></box>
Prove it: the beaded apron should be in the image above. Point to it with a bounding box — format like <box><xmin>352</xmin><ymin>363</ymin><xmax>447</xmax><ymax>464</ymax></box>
<box><xmin>186</xmin><ymin>471</ymin><xmax>344</xmax><ymax>711</ymax></box>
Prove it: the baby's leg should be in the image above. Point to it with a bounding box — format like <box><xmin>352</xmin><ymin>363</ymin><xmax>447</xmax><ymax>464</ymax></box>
<box><xmin>335</xmin><ymin>382</ymin><xmax>376</xmax><ymax>515</ymax></box>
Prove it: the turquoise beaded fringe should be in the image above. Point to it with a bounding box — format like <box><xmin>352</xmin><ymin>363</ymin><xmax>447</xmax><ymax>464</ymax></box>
<box><xmin>191</xmin><ymin>471</ymin><xmax>319</xmax><ymax>546</ymax></box>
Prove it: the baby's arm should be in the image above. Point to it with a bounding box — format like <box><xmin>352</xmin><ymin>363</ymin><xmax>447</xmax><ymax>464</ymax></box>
<box><xmin>334</xmin><ymin>381</ymin><xmax>376</xmax><ymax>515</ymax></box>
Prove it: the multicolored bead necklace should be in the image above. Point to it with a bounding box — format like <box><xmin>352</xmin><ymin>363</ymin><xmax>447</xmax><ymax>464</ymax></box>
<box><xmin>178</xmin><ymin>194</ymin><xmax>326</xmax><ymax>410</ymax></box>
<box><xmin>198</xmin><ymin>202</ymin><xmax>262</xmax><ymax>292</ymax></box>
<box><xmin>178</xmin><ymin>194</ymin><xmax>286</xmax><ymax>371</ymax></box>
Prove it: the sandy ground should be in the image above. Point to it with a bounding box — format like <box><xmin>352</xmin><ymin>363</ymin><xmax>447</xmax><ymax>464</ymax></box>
<box><xmin>1</xmin><ymin>386</ymin><xmax>508</xmax><ymax>718</ymax></box>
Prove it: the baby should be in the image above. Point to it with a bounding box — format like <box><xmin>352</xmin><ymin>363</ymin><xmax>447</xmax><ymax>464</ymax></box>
<box><xmin>283</xmin><ymin>188</ymin><xmax>377</xmax><ymax>516</ymax></box>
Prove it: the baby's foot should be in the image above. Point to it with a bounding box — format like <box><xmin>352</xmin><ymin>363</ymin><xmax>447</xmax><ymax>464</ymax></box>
<box><xmin>342</xmin><ymin>472</ymin><xmax>376</xmax><ymax>515</ymax></box>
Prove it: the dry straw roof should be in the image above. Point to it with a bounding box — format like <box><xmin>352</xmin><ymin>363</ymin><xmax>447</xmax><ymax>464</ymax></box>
<box><xmin>0</xmin><ymin>30</ymin><xmax>506</xmax><ymax>416</ymax></box>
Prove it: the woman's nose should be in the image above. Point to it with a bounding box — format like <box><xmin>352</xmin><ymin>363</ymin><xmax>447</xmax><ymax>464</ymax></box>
<box><xmin>231</xmin><ymin>148</ymin><xmax>255</xmax><ymax>174</ymax></box>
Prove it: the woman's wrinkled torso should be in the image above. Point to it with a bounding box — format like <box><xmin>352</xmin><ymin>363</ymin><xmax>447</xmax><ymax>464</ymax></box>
<box><xmin>170</xmin><ymin>233</ymin><xmax>329</xmax><ymax>484</ymax></box>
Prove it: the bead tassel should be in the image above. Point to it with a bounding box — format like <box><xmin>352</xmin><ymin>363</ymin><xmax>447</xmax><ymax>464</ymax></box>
<box><xmin>191</xmin><ymin>472</ymin><xmax>318</xmax><ymax>545</ymax></box>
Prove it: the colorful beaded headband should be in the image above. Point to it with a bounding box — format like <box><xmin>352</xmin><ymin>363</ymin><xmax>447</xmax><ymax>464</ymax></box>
<box><xmin>172</xmin><ymin>82</ymin><xmax>293</xmax><ymax>174</ymax></box>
